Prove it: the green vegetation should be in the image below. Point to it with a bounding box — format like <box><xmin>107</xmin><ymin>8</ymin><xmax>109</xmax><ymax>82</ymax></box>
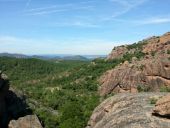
<box><xmin>0</xmin><ymin>57</ymin><xmax>125</xmax><ymax>128</ymax></box>
<box><xmin>127</xmin><ymin>41</ymin><xmax>148</xmax><ymax>50</ymax></box>
<box><xmin>137</xmin><ymin>84</ymin><xmax>150</xmax><ymax>92</ymax></box>
<box><xmin>0</xmin><ymin>43</ymin><xmax>147</xmax><ymax>128</ymax></box>
<box><xmin>0</xmin><ymin>57</ymin><xmax>94</xmax><ymax>128</ymax></box>
<box><xmin>167</xmin><ymin>50</ymin><xmax>170</xmax><ymax>54</ymax></box>
<box><xmin>122</xmin><ymin>51</ymin><xmax>145</xmax><ymax>62</ymax></box>
<box><xmin>160</xmin><ymin>86</ymin><xmax>170</xmax><ymax>92</ymax></box>
<box><xmin>150</xmin><ymin>97</ymin><xmax>158</xmax><ymax>104</ymax></box>
<box><xmin>151</xmin><ymin>51</ymin><xmax>156</xmax><ymax>56</ymax></box>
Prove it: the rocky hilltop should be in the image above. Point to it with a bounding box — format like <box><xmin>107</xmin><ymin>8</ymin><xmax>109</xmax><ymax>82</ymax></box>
<box><xmin>0</xmin><ymin>71</ymin><xmax>42</xmax><ymax>128</ymax></box>
<box><xmin>87</xmin><ymin>32</ymin><xmax>170</xmax><ymax>128</ymax></box>
<box><xmin>100</xmin><ymin>32</ymin><xmax>170</xmax><ymax>96</ymax></box>
<box><xmin>87</xmin><ymin>93</ymin><xmax>170</xmax><ymax>128</ymax></box>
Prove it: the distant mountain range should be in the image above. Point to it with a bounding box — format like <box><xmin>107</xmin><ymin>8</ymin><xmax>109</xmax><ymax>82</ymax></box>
<box><xmin>0</xmin><ymin>53</ymin><xmax>106</xmax><ymax>61</ymax></box>
<box><xmin>0</xmin><ymin>53</ymin><xmax>29</xmax><ymax>59</ymax></box>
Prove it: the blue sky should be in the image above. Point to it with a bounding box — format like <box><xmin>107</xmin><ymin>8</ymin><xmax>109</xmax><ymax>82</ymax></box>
<box><xmin>0</xmin><ymin>0</ymin><xmax>170</xmax><ymax>55</ymax></box>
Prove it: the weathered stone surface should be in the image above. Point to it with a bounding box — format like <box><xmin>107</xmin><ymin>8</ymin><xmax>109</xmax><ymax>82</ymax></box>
<box><xmin>106</xmin><ymin>46</ymin><xmax>128</xmax><ymax>60</ymax></box>
<box><xmin>143</xmin><ymin>32</ymin><xmax>170</xmax><ymax>54</ymax></box>
<box><xmin>99</xmin><ymin>56</ymin><xmax>170</xmax><ymax>96</ymax></box>
<box><xmin>153</xmin><ymin>94</ymin><xmax>170</xmax><ymax>116</ymax></box>
<box><xmin>99</xmin><ymin>32</ymin><xmax>170</xmax><ymax>96</ymax></box>
<box><xmin>87</xmin><ymin>93</ymin><xmax>170</xmax><ymax>128</ymax></box>
<box><xmin>8</xmin><ymin>115</ymin><xmax>42</xmax><ymax>128</ymax></box>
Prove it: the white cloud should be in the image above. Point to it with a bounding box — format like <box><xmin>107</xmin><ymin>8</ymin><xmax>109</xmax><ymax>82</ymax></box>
<box><xmin>52</xmin><ymin>21</ymin><xmax>99</xmax><ymax>28</ymax></box>
<box><xmin>24</xmin><ymin>2</ymin><xmax>94</xmax><ymax>16</ymax></box>
<box><xmin>21</xmin><ymin>0</ymin><xmax>149</xmax><ymax>28</ymax></box>
<box><xmin>112</xmin><ymin>16</ymin><xmax>170</xmax><ymax>25</ymax></box>
<box><xmin>0</xmin><ymin>35</ymin><xmax>131</xmax><ymax>55</ymax></box>
<box><xmin>138</xmin><ymin>17</ymin><xmax>170</xmax><ymax>25</ymax></box>
<box><xmin>108</xmin><ymin>0</ymin><xmax>148</xmax><ymax>18</ymax></box>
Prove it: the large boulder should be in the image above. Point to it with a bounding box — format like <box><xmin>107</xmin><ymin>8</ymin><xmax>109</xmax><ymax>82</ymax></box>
<box><xmin>153</xmin><ymin>94</ymin><xmax>170</xmax><ymax>116</ymax></box>
<box><xmin>87</xmin><ymin>93</ymin><xmax>170</xmax><ymax>128</ymax></box>
<box><xmin>8</xmin><ymin>115</ymin><xmax>42</xmax><ymax>128</ymax></box>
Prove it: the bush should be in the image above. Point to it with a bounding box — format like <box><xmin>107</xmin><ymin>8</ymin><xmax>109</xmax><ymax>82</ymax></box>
<box><xmin>150</xmin><ymin>98</ymin><xmax>158</xmax><ymax>104</ymax></box>
<box><xmin>167</xmin><ymin>50</ymin><xmax>170</xmax><ymax>54</ymax></box>
<box><xmin>151</xmin><ymin>51</ymin><xmax>156</xmax><ymax>56</ymax></box>
<box><xmin>122</xmin><ymin>51</ymin><xmax>145</xmax><ymax>62</ymax></box>
<box><xmin>127</xmin><ymin>41</ymin><xmax>147</xmax><ymax>50</ymax></box>
<box><xmin>160</xmin><ymin>86</ymin><xmax>170</xmax><ymax>92</ymax></box>
<box><xmin>137</xmin><ymin>84</ymin><xmax>150</xmax><ymax>92</ymax></box>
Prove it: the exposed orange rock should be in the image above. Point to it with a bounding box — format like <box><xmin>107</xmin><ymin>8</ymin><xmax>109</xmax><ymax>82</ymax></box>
<box><xmin>99</xmin><ymin>32</ymin><xmax>170</xmax><ymax>96</ymax></box>
<box><xmin>143</xmin><ymin>32</ymin><xmax>170</xmax><ymax>54</ymax></box>
<box><xmin>106</xmin><ymin>46</ymin><xmax>128</xmax><ymax>60</ymax></box>
<box><xmin>87</xmin><ymin>93</ymin><xmax>170</xmax><ymax>128</ymax></box>
<box><xmin>153</xmin><ymin>94</ymin><xmax>170</xmax><ymax>116</ymax></box>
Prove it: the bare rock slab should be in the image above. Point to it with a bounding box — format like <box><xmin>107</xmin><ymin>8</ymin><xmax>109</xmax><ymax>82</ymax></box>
<box><xmin>87</xmin><ymin>93</ymin><xmax>170</xmax><ymax>128</ymax></box>
<box><xmin>153</xmin><ymin>94</ymin><xmax>170</xmax><ymax>116</ymax></box>
<box><xmin>8</xmin><ymin>115</ymin><xmax>42</xmax><ymax>128</ymax></box>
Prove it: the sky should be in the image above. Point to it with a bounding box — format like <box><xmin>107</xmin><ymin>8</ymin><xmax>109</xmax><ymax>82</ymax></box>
<box><xmin>0</xmin><ymin>0</ymin><xmax>170</xmax><ymax>55</ymax></box>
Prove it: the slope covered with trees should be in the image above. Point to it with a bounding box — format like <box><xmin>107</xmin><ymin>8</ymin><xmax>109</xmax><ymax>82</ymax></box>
<box><xmin>0</xmin><ymin>43</ymin><xmax>150</xmax><ymax>128</ymax></box>
<box><xmin>0</xmin><ymin>57</ymin><xmax>121</xmax><ymax>128</ymax></box>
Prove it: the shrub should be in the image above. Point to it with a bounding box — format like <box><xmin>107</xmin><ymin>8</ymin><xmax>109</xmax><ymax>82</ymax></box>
<box><xmin>160</xmin><ymin>86</ymin><xmax>170</xmax><ymax>92</ymax></box>
<box><xmin>167</xmin><ymin>50</ymin><xmax>170</xmax><ymax>54</ymax></box>
<box><xmin>137</xmin><ymin>84</ymin><xmax>150</xmax><ymax>92</ymax></box>
<box><xmin>127</xmin><ymin>41</ymin><xmax>147</xmax><ymax>50</ymax></box>
<box><xmin>151</xmin><ymin>51</ymin><xmax>156</xmax><ymax>56</ymax></box>
<box><xmin>150</xmin><ymin>98</ymin><xmax>158</xmax><ymax>104</ymax></box>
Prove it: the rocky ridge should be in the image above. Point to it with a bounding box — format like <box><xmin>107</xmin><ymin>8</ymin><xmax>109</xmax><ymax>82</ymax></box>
<box><xmin>87</xmin><ymin>32</ymin><xmax>170</xmax><ymax>128</ymax></box>
<box><xmin>100</xmin><ymin>32</ymin><xmax>170</xmax><ymax>96</ymax></box>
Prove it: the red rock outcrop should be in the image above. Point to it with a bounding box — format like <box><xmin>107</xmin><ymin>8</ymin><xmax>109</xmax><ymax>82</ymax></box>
<box><xmin>143</xmin><ymin>32</ymin><xmax>170</xmax><ymax>54</ymax></box>
<box><xmin>153</xmin><ymin>94</ymin><xmax>170</xmax><ymax>116</ymax></box>
<box><xmin>100</xmin><ymin>55</ymin><xmax>170</xmax><ymax>96</ymax></box>
<box><xmin>106</xmin><ymin>46</ymin><xmax>128</xmax><ymax>60</ymax></box>
<box><xmin>99</xmin><ymin>32</ymin><xmax>170</xmax><ymax>96</ymax></box>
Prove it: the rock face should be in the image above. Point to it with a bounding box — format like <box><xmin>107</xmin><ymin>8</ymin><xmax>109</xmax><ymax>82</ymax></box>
<box><xmin>106</xmin><ymin>46</ymin><xmax>128</xmax><ymax>60</ymax></box>
<box><xmin>99</xmin><ymin>56</ymin><xmax>170</xmax><ymax>95</ymax></box>
<box><xmin>8</xmin><ymin>115</ymin><xmax>42</xmax><ymax>128</ymax></box>
<box><xmin>87</xmin><ymin>93</ymin><xmax>170</xmax><ymax>128</ymax></box>
<box><xmin>143</xmin><ymin>32</ymin><xmax>170</xmax><ymax>54</ymax></box>
<box><xmin>153</xmin><ymin>94</ymin><xmax>170</xmax><ymax>116</ymax></box>
<box><xmin>99</xmin><ymin>32</ymin><xmax>170</xmax><ymax>96</ymax></box>
<box><xmin>106</xmin><ymin>32</ymin><xmax>170</xmax><ymax>61</ymax></box>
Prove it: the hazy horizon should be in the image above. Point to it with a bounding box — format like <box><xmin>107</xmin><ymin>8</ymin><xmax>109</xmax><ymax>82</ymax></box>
<box><xmin>0</xmin><ymin>52</ymin><xmax>107</xmax><ymax>56</ymax></box>
<box><xmin>0</xmin><ymin>0</ymin><xmax>170</xmax><ymax>55</ymax></box>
